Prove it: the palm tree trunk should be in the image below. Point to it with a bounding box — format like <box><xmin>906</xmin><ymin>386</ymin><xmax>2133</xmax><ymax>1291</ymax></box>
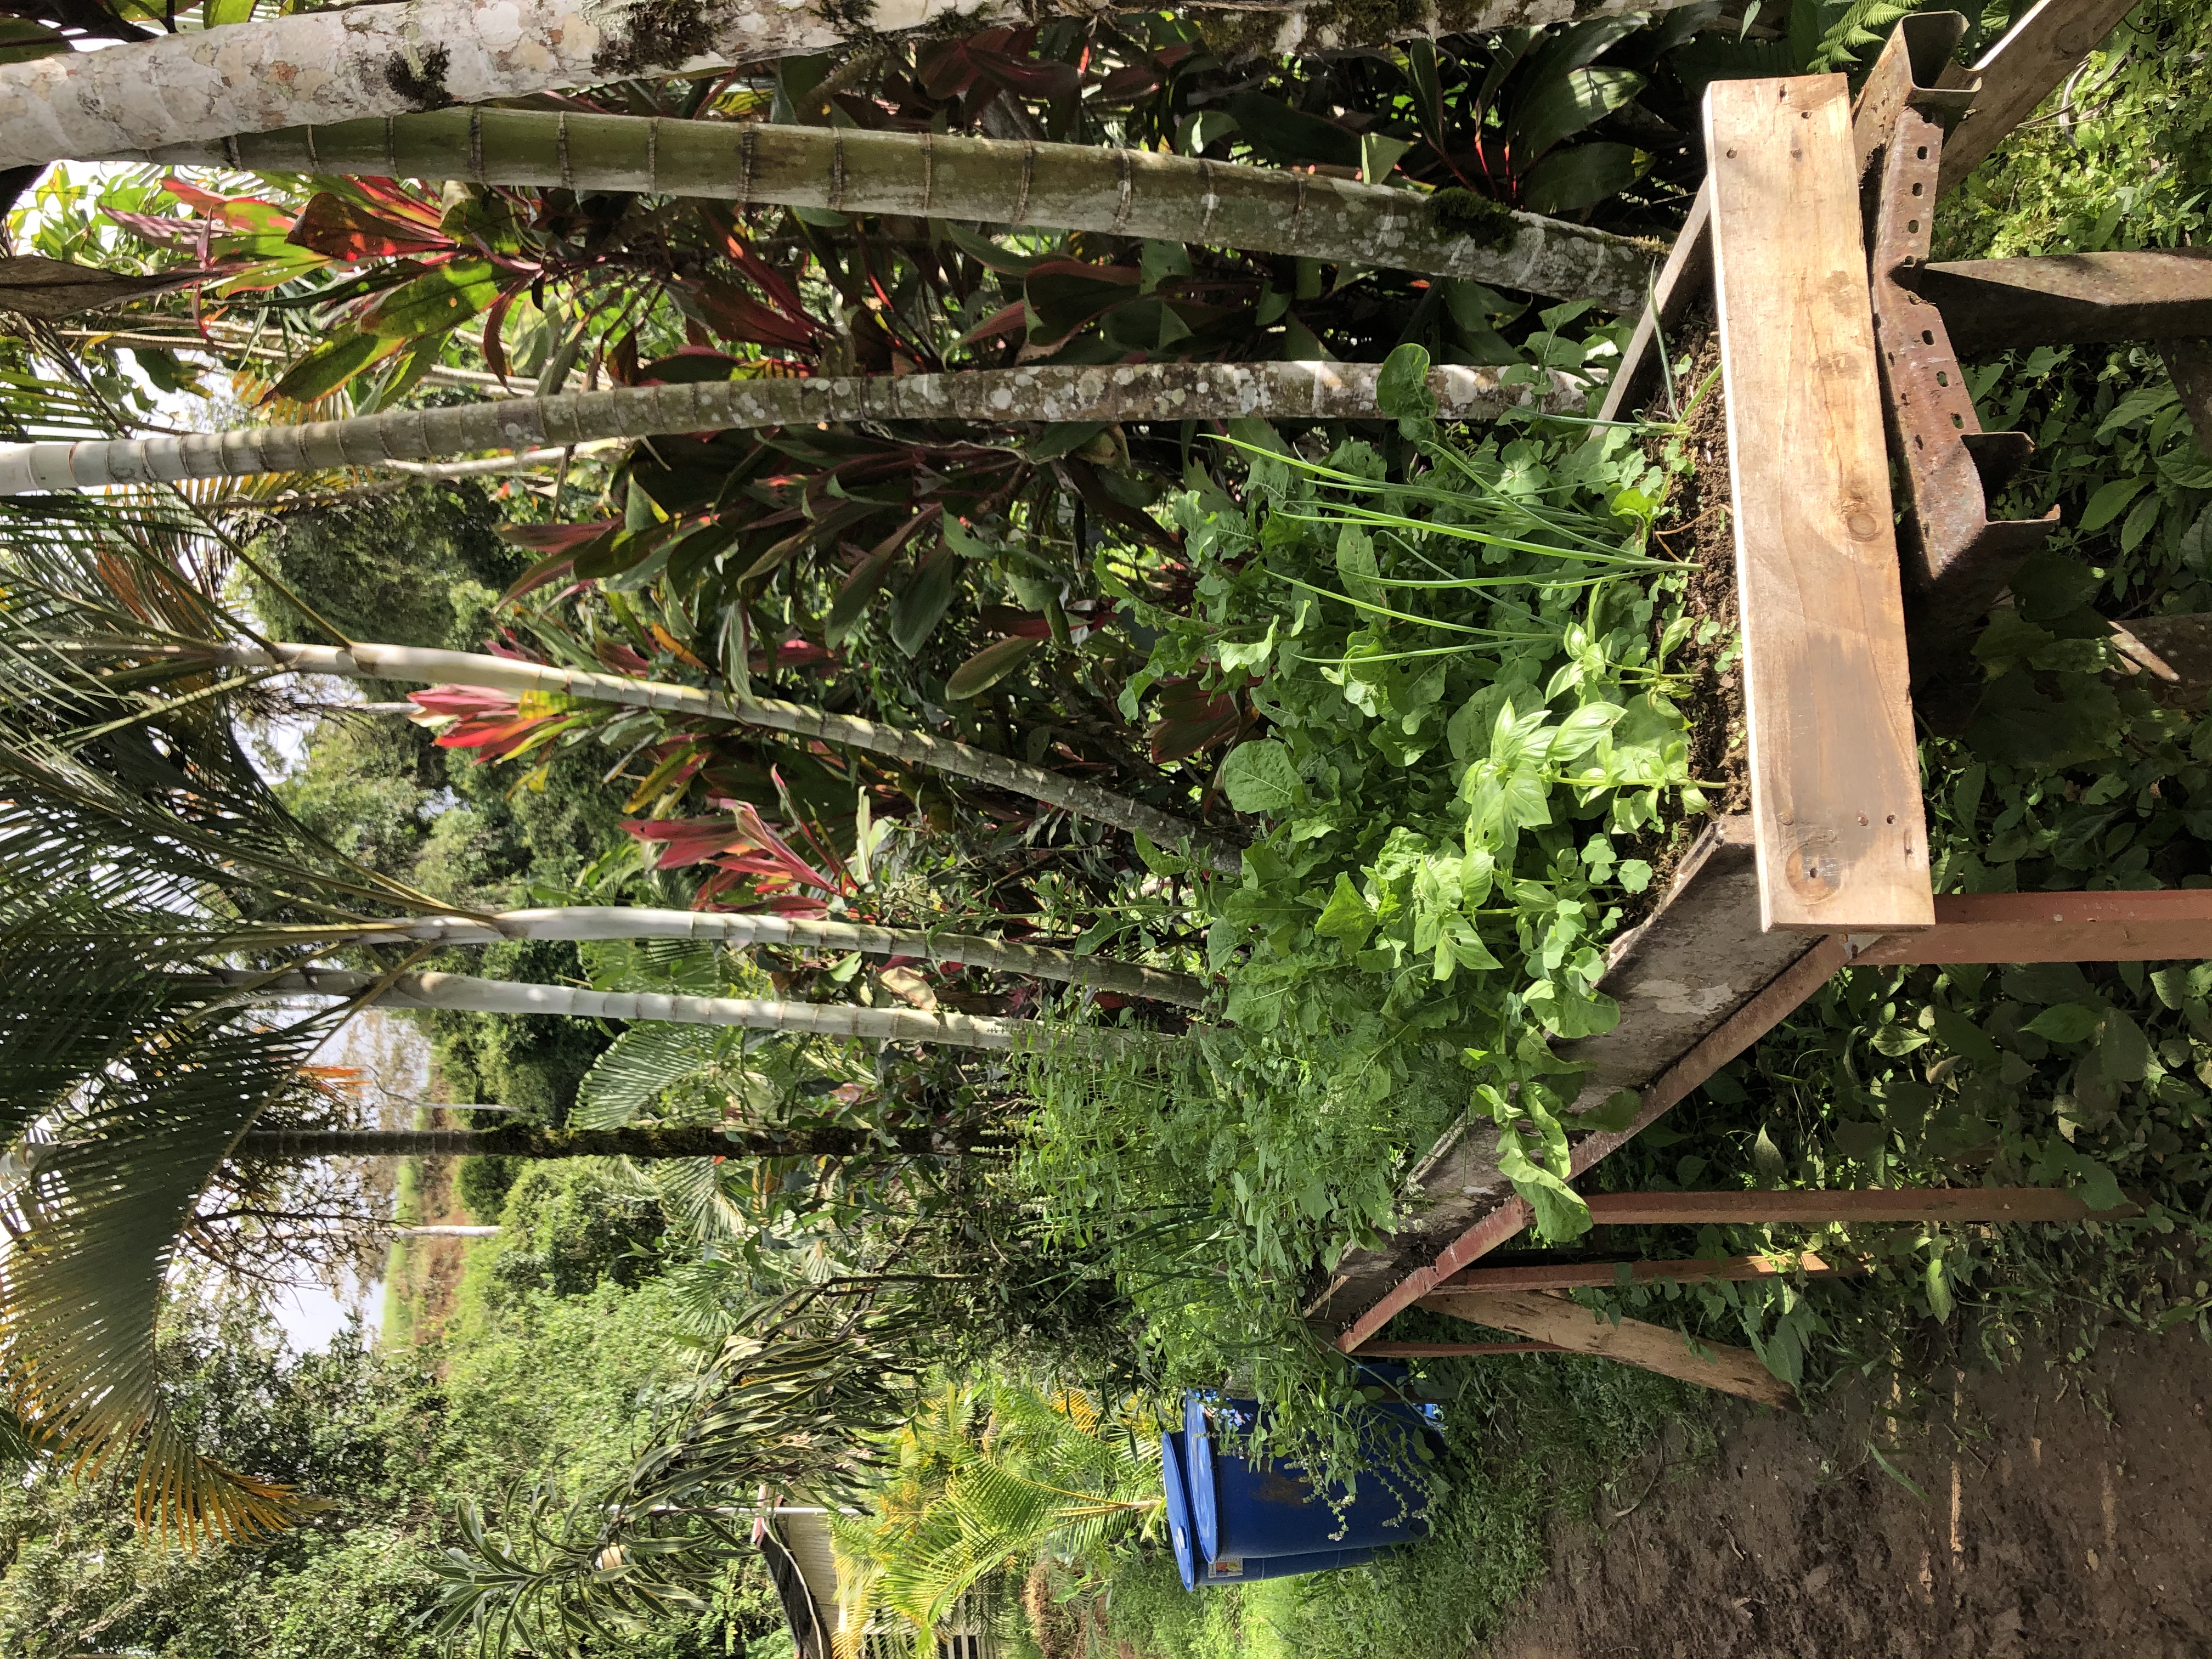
<box><xmin>133</xmin><ymin>112</ymin><xmax>1654</xmax><ymax>310</ymax></box>
<box><xmin>129</xmin><ymin>637</ymin><xmax>1248</xmax><ymax>873</ymax></box>
<box><xmin>238</xmin><ymin>1122</ymin><xmax>1012</xmax><ymax>1160</ymax></box>
<box><xmin>0</xmin><ymin>360</ymin><xmax>1579</xmax><ymax>498</ymax></box>
<box><xmin>0</xmin><ymin>0</ymin><xmax>1703</xmax><ymax>172</ymax></box>
<box><xmin>280</xmin><ymin>905</ymin><xmax>1209</xmax><ymax>1007</ymax></box>
<box><xmin>204</xmin><ymin>965</ymin><xmax>1159</xmax><ymax>1055</ymax></box>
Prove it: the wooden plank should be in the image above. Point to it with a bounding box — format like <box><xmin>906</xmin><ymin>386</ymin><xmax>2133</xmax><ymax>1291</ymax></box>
<box><xmin>1583</xmin><ymin>1187</ymin><xmax>2140</xmax><ymax>1226</ymax></box>
<box><xmin>1356</xmin><ymin>1341</ymin><xmax>1565</xmax><ymax>1357</ymax></box>
<box><xmin>1420</xmin><ymin>1289</ymin><xmax>1798</xmax><ymax>1409</ymax></box>
<box><xmin>1595</xmin><ymin>181</ymin><xmax>1711</xmax><ymax>425</ymax></box>
<box><xmin>1855</xmin><ymin>890</ymin><xmax>2212</xmax><ymax>965</ymax></box>
<box><xmin>1438</xmin><ymin>1250</ymin><xmax>1852</xmax><ymax>1293</ymax></box>
<box><xmin>1706</xmin><ymin>76</ymin><xmax>1933</xmax><ymax>935</ymax></box>
<box><xmin>1939</xmin><ymin>0</ymin><xmax>2145</xmax><ymax>195</ymax></box>
<box><xmin>1318</xmin><ymin>820</ymin><xmax>1846</xmax><ymax>1353</ymax></box>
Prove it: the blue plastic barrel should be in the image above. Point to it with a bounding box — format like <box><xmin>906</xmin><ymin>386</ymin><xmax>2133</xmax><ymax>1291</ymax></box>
<box><xmin>1163</xmin><ymin>1427</ymin><xmax>1379</xmax><ymax>1589</ymax></box>
<box><xmin>1183</xmin><ymin>1393</ymin><xmax>1431</xmax><ymax>1565</ymax></box>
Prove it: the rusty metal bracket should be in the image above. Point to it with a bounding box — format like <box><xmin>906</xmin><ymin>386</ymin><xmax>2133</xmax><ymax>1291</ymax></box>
<box><xmin>1859</xmin><ymin>15</ymin><xmax>2059</xmax><ymax>681</ymax></box>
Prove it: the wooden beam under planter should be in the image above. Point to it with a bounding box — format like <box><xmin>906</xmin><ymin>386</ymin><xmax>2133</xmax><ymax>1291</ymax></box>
<box><xmin>1418</xmin><ymin>1289</ymin><xmax>1799</xmax><ymax>1410</ymax></box>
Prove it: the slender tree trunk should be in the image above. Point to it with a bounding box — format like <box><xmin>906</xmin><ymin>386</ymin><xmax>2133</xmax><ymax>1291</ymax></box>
<box><xmin>278</xmin><ymin>905</ymin><xmax>1210</xmax><ymax>1007</ymax></box>
<box><xmin>120</xmin><ymin>637</ymin><xmax>1247</xmax><ymax>873</ymax></box>
<box><xmin>0</xmin><ymin>360</ymin><xmax>1580</xmax><ymax>498</ymax></box>
<box><xmin>390</xmin><ymin>1223</ymin><xmax>501</xmax><ymax>1235</ymax></box>
<box><xmin>204</xmin><ymin>965</ymin><xmax>1161</xmax><ymax>1055</ymax></box>
<box><xmin>238</xmin><ymin>1122</ymin><xmax>1012</xmax><ymax>1159</ymax></box>
<box><xmin>0</xmin><ymin>0</ymin><xmax>1702</xmax><ymax>172</ymax></box>
<box><xmin>134</xmin><ymin>112</ymin><xmax>1654</xmax><ymax>310</ymax></box>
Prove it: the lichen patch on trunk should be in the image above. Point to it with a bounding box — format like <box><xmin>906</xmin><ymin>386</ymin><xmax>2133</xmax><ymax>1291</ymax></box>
<box><xmin>382</xmin><ymin>43</ymin><xmax>453</xmax><ymax>108</ymax></box>
<box><xmin>591</xmin><ymin>0</ymin><xmax>732</xmax><ymax>76</ymax></box>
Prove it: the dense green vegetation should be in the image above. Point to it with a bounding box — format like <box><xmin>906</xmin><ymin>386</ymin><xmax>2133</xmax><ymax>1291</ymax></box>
<box><xmin>4</xmin><ymin>0</ymin><xmax>2210</xmax><ymax>1656</ymax></box>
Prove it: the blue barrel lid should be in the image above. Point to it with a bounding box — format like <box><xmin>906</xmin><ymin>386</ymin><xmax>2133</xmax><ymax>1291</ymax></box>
<box><xmin>1159</xmin><ymin>1430</ymin><xmax>1200</xmax><ymax>1592</ymax></box>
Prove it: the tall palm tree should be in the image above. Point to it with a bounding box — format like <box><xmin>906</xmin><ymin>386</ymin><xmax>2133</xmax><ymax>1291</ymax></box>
<box><xmin>0</xmin><ymin>359</ymin><xmax>1576</xmax><ymax>498</ymax></box>
<box><xmin>205</xmin><ymin>964</ymin><xmax>1165</xmax><ymax>1056</ymax></box>
<box><xmin>261</xmin><ymin>906</ymin><xmax>1207</xmax><ymax>1007</ymax></box>
<box><xmin>129</xmin><ymin>111</ymin><xmax>1655</xmax><ymax>311</ymax></box>
<box><xmin>63</xmin><ymin>631</ymin><xmax>1248</xmax><ymax>873</ymax></box>
<box><xmin>0</xmin><ymin>0</ymin><xmax>1705</xmax><ymax>172</ymax></box>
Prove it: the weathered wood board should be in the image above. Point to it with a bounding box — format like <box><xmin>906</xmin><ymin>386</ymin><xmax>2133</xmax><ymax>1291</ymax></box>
<box><xmin>1307</xmin><ymin>816</ymin><xmax>1825</xmax><ymax>1348</ymax></box>
<box><xmin>1595</xmin><ymin>180</ymin><xmax>1711</xmax><ymax>425</ymax></box>
<box><xmin>1706</xmin><ymin>75</ymin><xmax>1933</xmax><ymax>936</ymax></box>
<box><xmin>1418</xmin><ymin>1288</ymin><xmax>1799</xmax><ymax>1409</ymax></box>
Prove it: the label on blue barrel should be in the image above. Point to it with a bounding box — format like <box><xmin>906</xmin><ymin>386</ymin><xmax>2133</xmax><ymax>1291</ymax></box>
<box><xmin>1205</xmin><ymin>1559</ymin><xmax>1246</xmax><ymax>1581</ymax></box>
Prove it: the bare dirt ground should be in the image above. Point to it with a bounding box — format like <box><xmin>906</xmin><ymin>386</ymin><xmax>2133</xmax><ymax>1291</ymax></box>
<box><xmin>1485</xmin><ymin>1323</ymin><xmax>2212</xmax><ymax>1659</ymax></box>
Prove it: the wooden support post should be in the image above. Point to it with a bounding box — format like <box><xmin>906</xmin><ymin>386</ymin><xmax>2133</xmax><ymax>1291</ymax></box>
<box><xmin>1939</xmin><ymin>0</ymin><xmax>2145</xmax><ymax>195</ymax></box>
<box><xmin>1437</xmin><ymin>1250</ymin><xmax>1853</xmax><ymax>1293</ymax></box>
<box><xmin>1582</xmin><ymin>1188</ymin><xmax>2139</xmax><ymax>1226</ymax></box>
<box><xmin>1855</xmin><ymin>890</ymin><xmax>2212</xmax><ymax>965</ymax></box>
<box><xmin>1418</xmin><ymin>1289</ymin><xmax>1798</xmax><ymax>1409</ymax></box>
<box><xmin>1706</xmin><ymin>76</ymin><xmax>1933</xmax><ymax>936</ymax></box>
<box><xmin>2162</xmin><ymin>340</ymin><xmax>2212</xmax><ymax>443</ymax></box>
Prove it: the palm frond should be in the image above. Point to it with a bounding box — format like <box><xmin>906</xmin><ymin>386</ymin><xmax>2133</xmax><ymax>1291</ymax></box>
<box><xmin>0</xmin><ymin>932</ymin><xmax>346</xmax><ymax>1544</ymax></box>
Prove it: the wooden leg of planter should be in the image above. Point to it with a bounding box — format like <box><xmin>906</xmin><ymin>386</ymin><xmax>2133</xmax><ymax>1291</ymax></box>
<box><xmin>1418</xmin><ymin>1289</ymin><xmax>1798</xmax><ymax>1410</ymax></box>
<box><xmin>1938</xmin><ymin>0</ymin><xmax>2148</xmax><ymax>195</ymax></box>
<box><xmin>2155</xmin><ymin>340</ymin><xmax>2212</xmax><ymax>447</ymax></box>
<box><xmin>1855</xmin><ymin>888</ymin><xmax>2212</xmax><ymax>965</ymax></box>
<box><xmin>1439</xmin><ymin>1250</ymin><xmax>1854</xmax><ymax>1293</ymax></box>
<box><xmin>1583</xmin><ymin>1188</ymin><xmax>2139</xmax><ymax>1226</ymax></box>
<box><xmin>1707</xmin><ymin>74</ymin><xmax>1933</xmax><ymax>936</ymax></box>
<box><xmin>1355</xmin><ymin>1341</ymin><xmax>1566</xmax><ymax>1357</ymax></box>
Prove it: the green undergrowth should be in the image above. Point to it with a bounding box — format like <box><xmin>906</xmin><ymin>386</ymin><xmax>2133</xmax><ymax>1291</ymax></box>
<box><xmin>1020</xmin><ymin>323</ymin><xmax>1720</xmax><ymax>1465</ymax></box>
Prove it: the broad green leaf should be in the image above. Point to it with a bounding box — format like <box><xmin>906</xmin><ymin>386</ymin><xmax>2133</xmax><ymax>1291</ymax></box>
<box><xmin>1220</xmin><ymin>740</ymin><xmax>1301</xmax><ymax>815</ymax></box>
<box><xmin>2092</xmin><ymin>1007</ymin><xmax>2152</xmax><ymax>1082</ymax></box>
<box><xmin>1374</xmin><ymin>342</ymin><xmax>1436</xmax><ymax>420</ymax></box>
<box><xmin>1511</xmin><ymin>67</ymin><xmax>1645</xmax><ymax>160</ymax></box>
<box><xmin>889</xmin><ymin>544</ymin><xmax>958</xmax><ymax>657</ymax></box>
<box><xmin>359</xmin><ymin>259</ymin><xmax>501</xmax><ymax>338</ymax></box>
<box><xmin>1520</xmin><ymin>143</ymin><xmax>1640</xmax><ymax>217</ymax></box>
<box><xmin>2079</xmin><ymin>476</ymin><xmax>2149</xmax><ymax>534</ymax></box>
<box><xmin>1931</xmin><ymin>1005</ymin><xmax>2001</xmax><ymax>1069</ymax></box>
<box><xmin>1568</xmin><ymin>1088</ymin><xmax>1643</xmax><ymax>1133</ymax></box>
<box><xmin>1313</xmin><ymin>873</ymin><xmax>1376</xmax><ymax>951</ymax></box>
<box><xmin>1925</xmin><ymin>1257</ymin><xmax>1953</xmax><ymax>1320</ymax></box>
<box><xmin>2023</xmin><ymin>1003</ymin><xmax>2101</xmax><ymax>1044</ymax></box>
<box><xmin>1496</xmin><ymin>1137</ymin><xmax>1592</xmax><ymax>1240</ymax></box>
<box><xmin>267</xmin><ymin>330</ymin><xmax>402</xmax><ymax>403</ymax></box>
<box><xmin>945</xmin><ymin>635</ymin><xmax>1040</xmax><ymax>700</ymax></box>
<box><xmin>1359</xmin><ymin>131</ymin><xmax>1415</xmax><ymax>184</ymax></box>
